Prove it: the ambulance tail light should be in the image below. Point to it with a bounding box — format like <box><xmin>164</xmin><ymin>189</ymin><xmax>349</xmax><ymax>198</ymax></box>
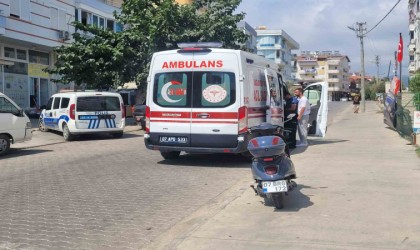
<box><xmin>121</xmin><ymin>103</ymin><xmax>125</xmax><ymax>118</ymax></box>
<box><xmin>69</xmin><ymin>104</ymin><xmax>75</xmax><ymax>120</ymax></box>
<box><xmin>145</xmin><ymin>105</ymin><xmax>150</xmax><ymax>133</ymax></box>
<box><xmin>238</xmin><ymin>106</ymin><xmax>248</xmax><ymax>133</ymax></box>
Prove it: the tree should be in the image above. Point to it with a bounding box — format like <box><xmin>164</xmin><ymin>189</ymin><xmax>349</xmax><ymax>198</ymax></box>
<box><xmin>46</xmin><ymin>23</ymin><xmax>131</xmax><ymax>89</ymax></box>
<box><xmin>409</xmin><ymin>74</ymin><xmax>420</xmax><ymax>93</ymax></box>
<box><xmin>47</xmin><ymin>0</ymin><xmax>247</xmax><ymax>91</ymax></box>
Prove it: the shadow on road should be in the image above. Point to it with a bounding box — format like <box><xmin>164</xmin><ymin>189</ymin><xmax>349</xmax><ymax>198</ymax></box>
<box><xmin>159</xmin><ymin>153</ymin><xmax>250</xmax><ymax>168</ymax></box>
<box><xmin>2</xmin><ymin>148</ymin><xmax>53</xmax><ymax>159</ymax></box>
<box><xmin>308</xmin><ymin>139</ymin><xmax>348</xmax><ymax>146</ymax></box>
<box><xmin>263</xmin><ymin>184</ymin><xmax>314</xmax><ymax>212</ymax></box>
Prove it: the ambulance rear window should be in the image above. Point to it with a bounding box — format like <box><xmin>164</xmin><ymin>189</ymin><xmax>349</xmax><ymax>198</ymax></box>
<box><xmin>76</xmin><ymin>96</ymin><xmax>120</xmax><ymax>112</ymax></box>
<box><xmin>153</xmin><ymin>71</ymin><xmax>235</xmax><ymax>108</ymax></box>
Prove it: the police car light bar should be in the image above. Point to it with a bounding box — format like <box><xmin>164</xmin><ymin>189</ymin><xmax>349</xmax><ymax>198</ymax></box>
<box><xmin>177</xmin><ymin>42</ymin><xmax>223</xmax><ymax>49</ymax></box>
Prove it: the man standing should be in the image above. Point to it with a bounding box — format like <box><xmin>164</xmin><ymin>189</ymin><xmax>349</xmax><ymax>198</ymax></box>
<box><xmin>294</xmin><ymin>88</ymin><xmax>310</xmax><ymax>147</ymax></box>
<box><xmin>284</xmin><ymin>92</ymin><xmax>298</xmax><ymax>148</ymax></box>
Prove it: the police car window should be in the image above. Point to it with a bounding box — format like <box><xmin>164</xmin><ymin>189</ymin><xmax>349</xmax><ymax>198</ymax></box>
<box><xmin>304</xmin><ymin>85</ymin><xmax>322</xmax><ymax>106</ymax></box>
<box><xmin>76</xmin><ymin>97</ymin><xmax>120</xmax><ymax>111</ymax></box>
<box><xmin>193</xmin><ymin>72</ymin><xmax>235</xmax><ymax>108</ymax></box>
<box><xmin>60</xmin><ymin>98</ymin><xmax>70</xmax><ymax>109</ymax></box>
<box><xmin>0</xmin><ymin>97</ymin><xmax>19</xmax><ymax>114</ymax></box>
<box><xmin>46</xmin><ymin>98</ymin><xmax>53</xmax><ymax>110</ymax></box>
<box><xmin>153</xmin><ymin>72</ymin><xmax>189</xmax><ymax>107</ymax></box>
<box><xmin>53</xmin><ymin>97</ymin><xmax>61</xmax><ymax>109</ymax></box>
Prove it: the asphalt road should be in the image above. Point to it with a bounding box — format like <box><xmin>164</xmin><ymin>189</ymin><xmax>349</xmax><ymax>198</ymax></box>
<box><xmin>1</xmin><ymin>102</ymin><xmax>349</xmax><ymax>249</ymax></box>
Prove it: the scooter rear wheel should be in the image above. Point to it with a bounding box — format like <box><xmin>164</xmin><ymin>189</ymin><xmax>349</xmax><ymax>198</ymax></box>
<box><xmin>272</xmin><ymin>193</ymin><xmax>284</xmax><ymax>209</ymax></box>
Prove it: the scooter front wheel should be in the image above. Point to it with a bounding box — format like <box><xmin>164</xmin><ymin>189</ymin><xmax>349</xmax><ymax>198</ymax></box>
<box><xmin>272</xmin><ymin>193</ymin><xmax>284</xmax><ymax>209</ymax></box>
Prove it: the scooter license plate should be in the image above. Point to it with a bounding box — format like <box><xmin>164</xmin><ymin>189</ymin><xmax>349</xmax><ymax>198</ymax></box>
<box><xmin>262</xmin><ymin>180</ymin><xmax>288</xmax><ymax>193</ymax></box>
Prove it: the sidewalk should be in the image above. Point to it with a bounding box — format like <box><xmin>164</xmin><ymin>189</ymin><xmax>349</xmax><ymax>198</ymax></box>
<box><xmin>14</xmin><ymin>118</ymin><xmax>142</xmax><ymax>149</ymax></box>
<box><xmin>146</xmin><ymin>101</ymin><xmax>420</xmax><ymax>250</ymax></box>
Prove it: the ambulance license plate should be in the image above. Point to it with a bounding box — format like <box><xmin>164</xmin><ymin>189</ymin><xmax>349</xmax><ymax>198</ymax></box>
<box><xmin>262</xmin><ymin>180</ymin><xmax>288</xmax><ymax>193</ymax></box>
<box><xmin>159</xmin><ymin>136</ymin><xmax>188</xmax><ymax>144</ymax></box>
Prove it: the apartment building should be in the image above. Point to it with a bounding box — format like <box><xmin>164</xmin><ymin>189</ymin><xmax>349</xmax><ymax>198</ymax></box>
<box><xmin>409</xmin><ymin>0</ymin><xmax>419</xmax><ymax>76</ymax></box>
<box><xmin>255</xmin><ymin>27</ymin><xmax>300</xmax><ymax>81</ymax></box>
<box><xmin>237</xmin><ymin>21</ymin><xmax>257</xmax><ymax>53</ymax></box>
<box><xmin>0</xmin><ymin>0</ymin><xmax>119</xmax><ymax>110</ymax></box>
<box><xmin>296</xmin><ymin>51</ymin><xmax>351</xmax><ymax>101</ymax></box>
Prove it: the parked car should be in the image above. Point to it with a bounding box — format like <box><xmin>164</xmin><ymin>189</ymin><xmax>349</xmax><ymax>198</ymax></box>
<box><xmin>0</xmin><ymin>92</ymin><xmax>33</xmax><ymax>155</ymax></box>
<box><xmin>39</xmin><ymin>91</ymin><xmax>125</xmax><ymax>141</ymax></box>
<box><xmin>131</xmin><ymin>104</ymin><xmax>146</xmax><ymax>130</ymax></box>
<box><xmin>340</xmin><ymin>97</ymin><xmax>348</xmax><ymax>102</ymax></box>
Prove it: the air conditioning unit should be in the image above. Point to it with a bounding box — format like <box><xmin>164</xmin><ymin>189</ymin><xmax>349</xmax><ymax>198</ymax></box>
<box><xmin>58</xmin><ymin>30</ymin><xmax>70</xmax><ymax>40</ymax></box>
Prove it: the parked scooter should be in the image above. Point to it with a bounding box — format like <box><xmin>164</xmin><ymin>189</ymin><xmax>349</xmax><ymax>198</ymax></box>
<box><xmin>247</xmin><ymin>115</ymin><xmax>297</xmax><ymax>209</ymax></box>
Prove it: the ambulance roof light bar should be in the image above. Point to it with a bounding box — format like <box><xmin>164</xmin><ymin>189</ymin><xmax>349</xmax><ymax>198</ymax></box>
<box><xmin>177</xmin><ymin>42</ymin><xmax>223</xmax><ymax>49</ymax></box>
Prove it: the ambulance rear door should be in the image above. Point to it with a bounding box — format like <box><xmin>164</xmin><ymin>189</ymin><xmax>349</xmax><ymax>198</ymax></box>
<box><xmin>148</xmin><ymin>52</ymin><xmax>193</xmax><ymax>147</ymax></box>
<box><xmin>189</xmin><ymin>51</ymin><xmax>240</xmax><ymax>148</ymax></box>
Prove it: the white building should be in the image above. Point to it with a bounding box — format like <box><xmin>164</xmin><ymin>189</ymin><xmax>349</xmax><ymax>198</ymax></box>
<box><xmin>237</xmin><ymin>21</ymin><xmax>257</xmax><ymax>53</ymax></box>
<box><xmin>255</xmin><ymin>27</ymin><xmax>300</xmax><ymax>81</ymax></box>
<box><xmin>0</xmin><ymin>0</ymin><xmax>120</xmax><ymax>110</ymax></box>
<box><xmin>409</xmin><ymin>0</ymin><xmax>420</xmax><ymax>76</ymax></box>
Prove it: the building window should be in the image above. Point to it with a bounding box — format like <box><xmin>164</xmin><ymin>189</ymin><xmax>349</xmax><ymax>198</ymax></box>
<box><xmin>107</xmin><ymin>20</ymin><xmax>114</xmax><ymax>31</ymax></box>
<box><xmin>410</xmin><ymin>55</ymin><xmax>415</xmax><ymax>61</ymax></box>
<box><xmin>4</xmin><ymin>47</ymin><xmax>16</xmax><ymax>58</ymax></box>
<box><xmin>4</xmin><ymin>47</ymin><xmax>27</xmax><ymax>61</ymax></box>
<box><xmin>50</xmin><ymin>6</ymin><xmax>66</xmax><ymax>30</ymax></box>
<box><xmin>81</xmin><ymin>11</ymin><xmax>89</xmax><ymax>25</ymax></box>
<box><xmin>10</xmin><ymin>0</ymin><xmax>20</xmax><ymax>18</ymax></box>
<box><xmin>17</xmin><ymin>49</ymin><xmax>27</xmax><ymax>60</ymax></box>
<box><xmin>29</xmin><ymin>50</ymin><xmax>49</xmax><ymax>65</ymax></box>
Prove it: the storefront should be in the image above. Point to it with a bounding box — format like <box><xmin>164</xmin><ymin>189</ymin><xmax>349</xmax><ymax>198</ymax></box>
<box><xmin>0</xmin><ymin>46</ymin><xmax>54</xmax><ymax>110</ymax></box>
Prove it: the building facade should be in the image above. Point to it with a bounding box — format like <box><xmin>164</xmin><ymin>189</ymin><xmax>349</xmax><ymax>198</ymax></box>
<box><xmin>237</xmin><ymin>21</ymin><xmax>257</xmax><ymax>53</ymax></box>
<box><xmin>296</xmin><ymin>51</ymin><xmax>351</xmax><ymax>101</ymax></box>
<box><xmin>0</xmin><ymin>0</ymin><xmax>119</xmax><ymax>110</ymax></box>
<box><xmin>409</xmin><ymin>0</ymin><xmax>420</xmax><ymax>76</ymax></box>
<box><xmin>255</xmin><ymin>27</ymin><xmax>300</xmax><ymax>81</ymax></box>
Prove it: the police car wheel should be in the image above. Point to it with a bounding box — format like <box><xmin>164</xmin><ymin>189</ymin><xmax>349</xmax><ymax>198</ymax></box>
<box><xmin>39</xmin><ymin>119</ymin><xmax>48</xmax><ymax>132</ymax></box>
<box><xmin>0</xmin><ymin>134</ymin><xmax>11</xmax><ymax>156</ymax></box>
<box><xmin>160</xmin><ymin>151</ymin><xmax>180</xmax><ymax>160</ymax></box>
<box><xmin>63</xmin><ymin>125</ymin><xmax>74</xmax><ymax>141</ymax></box>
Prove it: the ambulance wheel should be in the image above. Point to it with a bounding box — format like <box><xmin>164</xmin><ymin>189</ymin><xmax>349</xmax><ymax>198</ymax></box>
<box><xmin>63</xmin><ymin>124</ymin><xmax>74</xmax><ymax>141</ymax></box>
<box><xmin>39</xmin><ymin>119</ymin><xmax>48</xmax><ymax>132</ymax></box>
<box><xmin>160</xmin><ymin>151</ymin><xmax>180</xmax><ymax>160</ymax></box>
<box><xmin>0</xmin><ymin>134</ymin><xmax>11</xmax><ymax>156</ymax></box>
<box><xmin>272</xmin><ymin>193</ymin><xmax>284</xmax><ymax>209</ymax></box>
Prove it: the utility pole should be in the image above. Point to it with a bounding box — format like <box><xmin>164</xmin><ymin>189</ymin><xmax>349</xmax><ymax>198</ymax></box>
<box><xmin>348</xmin><ymin>22</ymin><xmax>367</xmax><ymax>113</ymax></box>
<box><xmin>375</xmin><ymin>55</ymin><xmax>380</xmax><ymax>84</ymax></box>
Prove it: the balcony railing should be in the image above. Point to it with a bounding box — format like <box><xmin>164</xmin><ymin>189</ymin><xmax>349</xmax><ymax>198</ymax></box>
<box><xmin>327</xmin><ymin>60</ymin><xmax>340</xmax><ymax>66</ymax></box>
<box><xmin>327</xmin><ymin>78</ymin><xmax>340</xmax><ymax>83</ymax></box>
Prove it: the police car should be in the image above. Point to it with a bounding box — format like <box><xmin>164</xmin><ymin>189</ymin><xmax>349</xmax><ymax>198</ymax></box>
<box><xmin>39</xmin><ymin>91</ymin><xmax>125</xmax><ymax>141</ymax></box>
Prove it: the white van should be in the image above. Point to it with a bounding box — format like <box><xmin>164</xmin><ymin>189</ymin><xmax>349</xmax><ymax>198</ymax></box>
<box><xmin>0</xmin><ymin>92</ymin><xmax>33</xmax><ymax>155</ymax></box>
<box><xmin>39</xmin><ymin>91</ymin><xmax>125</xmax><ymax>141</ymax></box>
<box><xmin>144</xmin><ymin>43</ymin><xmax>328</xmax><ymax>159</ymax></box>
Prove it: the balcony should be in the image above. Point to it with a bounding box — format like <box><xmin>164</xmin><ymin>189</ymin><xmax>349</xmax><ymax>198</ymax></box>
<box><xmin>328</xmin><ymin>69</ymin><xmax>340</xmax><ymax>74</ymax></box>
<box><xmin>409</xmin><ymin>62</ymin><xmax>416</xmax><ymax>73</ymax></box>
<box><xmin>409</xmin><ymin>43</ymin><xmax>416</xmax><ymax>55</ymax></box>
<box><xmin>0</xmin><ymin>15</ymin><xmax>5</xmax><ymax>35</ymax></box>
<box><xmin>298</xmin><ymin>68</ymin><xmax>317</xmax><ymax>74</ymax></box>
<box><xmin>327</xmin><ymin>60</ymin><xmax>340</xmax><ymax>66</ymax></box>
<box><xmin>327</xmin><ymin>78</ymin><xmax>340</xmax><ymax>83</ymax></box>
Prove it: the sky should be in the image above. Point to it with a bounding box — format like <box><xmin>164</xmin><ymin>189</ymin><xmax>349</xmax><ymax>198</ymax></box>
<box><xmin>237</xmin><ymin>0</ymin><xmax>408</xmax><ymax>79</ymax></box>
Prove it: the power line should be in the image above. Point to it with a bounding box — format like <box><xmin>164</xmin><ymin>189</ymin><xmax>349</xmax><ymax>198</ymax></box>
<box><xmin>364</xmin><ymin>0</ymin><xmax>402</xmax><ymax>36</ymax></box>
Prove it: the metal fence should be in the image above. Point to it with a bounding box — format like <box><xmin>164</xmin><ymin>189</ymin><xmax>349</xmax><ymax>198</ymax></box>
<box><xmin>395</xmin><ymin>93</ymin><xmax>419</xmax><ymax>140</ymax></box>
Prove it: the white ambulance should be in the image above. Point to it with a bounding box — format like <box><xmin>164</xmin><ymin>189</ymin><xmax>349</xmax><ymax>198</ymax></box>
<box><xmin>144</xmin><ymin>43</ymin><xmax>328</xmax><ymax>159</ymax></box>
<box><xmin>39</xmin><ymin>91</ymin><xmax>125</xmax><ymax>141</ymax></box>
<box><xmin>0</xmin><ymin>92</ymin><xmax>33</xmax><ymax>155</ymax></box>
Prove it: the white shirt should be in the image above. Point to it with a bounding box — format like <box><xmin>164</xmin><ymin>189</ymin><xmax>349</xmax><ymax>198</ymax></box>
<box><xmin>298</xmin><ymin>96</ymin><xmax>311</xmax><ymax>116</ymax></box>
